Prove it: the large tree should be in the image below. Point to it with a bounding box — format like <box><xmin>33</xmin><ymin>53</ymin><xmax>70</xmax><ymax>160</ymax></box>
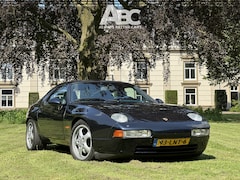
<box><xmin>0</xmin><ymin>0</ymin><xmax>239</xmax><ymax>85</ymax></box>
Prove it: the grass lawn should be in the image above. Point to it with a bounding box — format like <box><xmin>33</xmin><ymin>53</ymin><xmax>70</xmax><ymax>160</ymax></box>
<box><xmin>0</xmin><ymin>121</ymin><xmax>239</xmax><ymax>180</ymax></box>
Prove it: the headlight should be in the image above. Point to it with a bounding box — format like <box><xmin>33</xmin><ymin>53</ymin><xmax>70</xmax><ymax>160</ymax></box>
<box><xmin>111</xmin><ymin>113</ymin><xmax>128</xmax><ymax>123</ymax></box>
<box><xmin>113</xmin><ymin>130</ymin><xmax>152</xmax><ymax>138</ymax></box>
<box><xmin>187</xmin><ymin>113</ymin><xmax>203</xmax><ymax>121</ymax></box>
<box><xmin>191</xmin><ymin>129</ymin><xmax>210</xmax><ymax>137</ymax></box>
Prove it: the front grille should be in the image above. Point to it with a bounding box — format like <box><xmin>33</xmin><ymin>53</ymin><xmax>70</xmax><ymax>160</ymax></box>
<box><xmin>135</xmin><ymin>145</ymin><xmax>198</xmax><ymax>156</ymax></box>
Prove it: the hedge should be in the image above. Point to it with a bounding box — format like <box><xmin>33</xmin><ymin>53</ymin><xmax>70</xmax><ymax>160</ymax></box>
<box><xmin>165</xmin><ymin>90</ymin><xmax>178</xmax><ymax>104</ymax></box>
<box><xmin>0</xmin><ymin>109</ymin><xmax>27</xmax><ymax>124</ymax></box>
<box><xmin>29</xmin><ymin>92</ymin><xmax>39</xmax><ymax>107</ymax></box>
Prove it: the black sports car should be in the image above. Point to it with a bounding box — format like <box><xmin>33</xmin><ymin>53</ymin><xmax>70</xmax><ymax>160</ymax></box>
<box><xmin>26</xmin><ymin>80</ymin><xmax>210</xmax><ymax>161</ymax></box>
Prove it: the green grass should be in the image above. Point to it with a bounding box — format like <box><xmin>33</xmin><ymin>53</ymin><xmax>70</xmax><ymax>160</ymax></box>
<box><xmin>0</xmin><ymin>122</ymin><xmax>240</xmax><ymax>180</ymax></box>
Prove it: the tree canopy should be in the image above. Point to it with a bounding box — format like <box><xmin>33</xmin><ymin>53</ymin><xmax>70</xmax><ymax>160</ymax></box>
<box><xmin>0</xmin><ymin>0</ymin><xmax>239</xmax><ymax>85</ymax></box>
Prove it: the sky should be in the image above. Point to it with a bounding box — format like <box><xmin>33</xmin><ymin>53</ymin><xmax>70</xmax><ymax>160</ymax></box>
<box><xmin>114</xmin><ymin>0</ymin><xmax>124</xmax><ymax>9</ymax></box>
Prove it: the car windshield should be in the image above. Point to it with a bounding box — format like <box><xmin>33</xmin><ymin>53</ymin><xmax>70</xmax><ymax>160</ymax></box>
<box><xmin>70</xmin><ymin>82</ymin><xmax>155</xmax><ymax>103</ymax></box>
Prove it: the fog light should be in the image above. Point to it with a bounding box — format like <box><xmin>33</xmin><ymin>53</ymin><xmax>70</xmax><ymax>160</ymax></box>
<box><xmin>191</xmin><ymin>129</ymin><xmax>210</xmax><ymax>137</ymax></box>
<box><xmin>124</xmin><ymin>130</ymin><xmax>152</xmax><ymax>138</ymax></box>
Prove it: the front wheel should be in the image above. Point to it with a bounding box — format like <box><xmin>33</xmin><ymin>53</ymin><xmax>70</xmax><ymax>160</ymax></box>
<box><xmin>26</xmin><ymin>119</ymin><xmax>43</xmax><ymax>150</ymax></box>
<box><xmin>70</xmin><ymin>120</ymin><xmax>94</xmax><ymax>161</ymax></box>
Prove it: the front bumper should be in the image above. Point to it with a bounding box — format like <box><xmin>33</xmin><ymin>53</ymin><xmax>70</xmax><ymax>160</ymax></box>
<box><xmin>93</xmin><ymin>134</ymin><xmax>209</xmax><ymax>160</ymax></box>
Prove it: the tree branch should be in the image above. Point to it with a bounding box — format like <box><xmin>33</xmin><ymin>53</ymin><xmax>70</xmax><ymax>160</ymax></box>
<box><xmin>51</xmin><ymin>25</ymin><xmax>78</xmax><ymax>45</ymax></box>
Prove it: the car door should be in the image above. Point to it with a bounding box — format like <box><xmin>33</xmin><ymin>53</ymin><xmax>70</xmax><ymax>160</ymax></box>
<box><xmin>38</xmin><ymin>84</ymin><xmax>68</xmax><ymax>141</ymax></box>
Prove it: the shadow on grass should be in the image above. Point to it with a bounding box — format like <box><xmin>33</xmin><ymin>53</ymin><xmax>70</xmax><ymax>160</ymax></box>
<box><xmin>132</xmin><ymin>153</ymin><xmax>216</xmax><ymax>163</ymax></box>
<box><xmin>45</xmin><ymin>144</ymin><xmax>71</xmax><ymax>155</ymax></box>
<box><xmin>45</xmin><ymin>144</ymin><xmax>215</xmax><ymax>163</ymax></box>
<box><xmin>193</xmin><ymin>153</ymin><xmax>216</xmax><ymax>161</ymax></box>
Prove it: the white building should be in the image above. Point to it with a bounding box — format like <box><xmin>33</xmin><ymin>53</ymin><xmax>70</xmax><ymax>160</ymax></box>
<box><xmin>0</xmin><ymin>49</ymin><xmax>238</xmax><ymax>109</ymax></box>
<box><xmin>106</xmin><ymin>48</ymin><xmax>238</xmax><ymax>109</ymax></box>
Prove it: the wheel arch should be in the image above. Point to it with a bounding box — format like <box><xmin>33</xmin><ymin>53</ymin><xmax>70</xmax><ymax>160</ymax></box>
<box><xmin>71</xmin><ymin>117</ymin><xmax>85</xmax><ymax>130</ymax></box>
<box><xmin>71</xmin><ymin>116</ymin><xmax>96</xmax><ymax>130</ymax></box>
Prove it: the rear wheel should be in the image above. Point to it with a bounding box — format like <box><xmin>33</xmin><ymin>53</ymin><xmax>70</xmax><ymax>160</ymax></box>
<box><xmin>70</xmin><ymin>120</ymin><xmax>94</xmax><ymax>161</ymax></box>
<box><xmin>26</xmin><ymin>119</ymin><xmax>43</xmax><ymax>150</ymax></box>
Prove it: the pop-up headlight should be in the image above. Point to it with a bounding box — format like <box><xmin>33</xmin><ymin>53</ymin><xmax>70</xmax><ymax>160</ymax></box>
<box><xmin>111</xmin><ymin>113</ymin><xmax>128</xmax><ymax>123</ymax></box>
<box><xmin>187</xmin><ymin>113</ymin><xmax>203</xmax><ymax>122</ymax></box>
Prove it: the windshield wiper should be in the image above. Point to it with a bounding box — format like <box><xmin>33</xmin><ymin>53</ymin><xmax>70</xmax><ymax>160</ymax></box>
<box><xmin>113</xmin><ymin>96</ymin><xmax>138</xmax><ymax>101</ymax></box>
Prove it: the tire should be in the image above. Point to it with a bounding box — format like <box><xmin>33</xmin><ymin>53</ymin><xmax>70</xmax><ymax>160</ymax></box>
<box><xmin>26</xmin><ymin>119</ymin><xmax>43</xmax><ymax>150</ymax></box>
<box><xmin>70</xmin><ymin>120</ymin><xmax>94</xmax><ymax>161</ymax></box>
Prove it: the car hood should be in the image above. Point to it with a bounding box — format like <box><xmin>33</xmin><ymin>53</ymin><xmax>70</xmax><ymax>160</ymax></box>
<box><xmin>76</xmin><ymin>101</ymin><xmax>195</xmax><ymax>122</ymax></box>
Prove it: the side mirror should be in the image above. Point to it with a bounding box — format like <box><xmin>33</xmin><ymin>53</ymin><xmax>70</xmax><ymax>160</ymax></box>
<box><xmin>48</xmin><ymin>97</ymin><xmax>65</xmax><ymax>105</ymax></box>
<box><xmin>155</xmin><ymin>98</ymin><xmax>164</xmax><ymax>104</ymax></box>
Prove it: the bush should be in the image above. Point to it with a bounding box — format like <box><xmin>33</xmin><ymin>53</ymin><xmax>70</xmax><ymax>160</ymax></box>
<box><xmin>0</xmin><ymin>109</ymin><xmax>27</xmax><ymax>124</ymax></box>
<box><xmin>165</xmin><ymin>90</ymin><xmax>178</xmax><ymax>104</ymax></box>
<box><xmin>229</xmin><ymin>100</ymin><xmax>240</xmax><ymax>112</ymax></box>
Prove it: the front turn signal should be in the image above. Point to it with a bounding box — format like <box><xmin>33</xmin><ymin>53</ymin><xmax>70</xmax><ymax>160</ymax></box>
<box><xmin>113</xmin><ymin>130</ymin><xmax>124</xmax><ymax>138</ymax></box>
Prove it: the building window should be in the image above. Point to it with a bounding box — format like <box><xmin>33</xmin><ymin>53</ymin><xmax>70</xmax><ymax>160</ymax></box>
<box><xmin>0</xmin><ymin>89</ymin><xmax>14</xmax><ymax>107</ymax></box>
<box><xmin>0</xmin><ymin>63</ymin><xmax>13</xmax><ymax>81</ymax></box>
<box><xmin>53</xmin><ymin>66</ymin><xmax>66</xmax><ymax>80</ymax></box>
<box><xmin>185</xmin><ymin>88</ymin><xmax>197</xmax><ymax>105</ymax></box>
<box><xmin>135</xmin><ymin>61</ymin><xmax>148</xmax><ymax>80</ymax></box>
<box><xmin>230</xmin><ymin>86</ymin><xmax>239</xmax><ymax>104</ymax></box>
<box><xmin>231</xmin><ymin>86</ymin><xmax>238</xmax><ymax>91</ymax></box>
<box><xmin>184</xmin><ymin>62</ymin><xmax>196</xmax><ymax>80</ymax></box>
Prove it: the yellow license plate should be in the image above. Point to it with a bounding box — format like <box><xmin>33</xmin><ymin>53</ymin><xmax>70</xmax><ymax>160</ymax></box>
<box><xmin>153</xmin><ymin>138</ymin><xmax>190</xmax><ymax>147</ymax></box>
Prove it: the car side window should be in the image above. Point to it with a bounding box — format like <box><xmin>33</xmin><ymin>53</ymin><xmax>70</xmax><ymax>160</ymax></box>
<box><xmin>48</xmin><ymin>85</ymin><xmax>68</xmax><ymax>104</ymax></box>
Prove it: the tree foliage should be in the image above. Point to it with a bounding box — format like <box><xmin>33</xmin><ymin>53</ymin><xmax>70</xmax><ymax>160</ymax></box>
<box><xmin>0</xmin><ymin>0</ymin><xmax>239</xmax><ymax>85</ymax></box>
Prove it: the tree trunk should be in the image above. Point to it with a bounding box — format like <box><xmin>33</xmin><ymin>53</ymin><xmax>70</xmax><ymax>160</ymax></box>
<box><xmin>75</xmin><ymin>2</ymin><xmax>99</xmax><ymax>80</ymax></box>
